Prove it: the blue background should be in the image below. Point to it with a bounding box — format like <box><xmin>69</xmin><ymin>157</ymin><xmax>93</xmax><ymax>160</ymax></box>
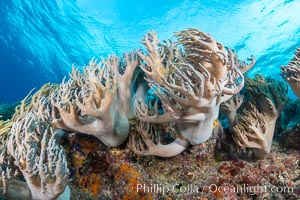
<box><xmin>0</xmin><ymin>0</ymin><xmax>299</xmax><ymax>102</ymax></box>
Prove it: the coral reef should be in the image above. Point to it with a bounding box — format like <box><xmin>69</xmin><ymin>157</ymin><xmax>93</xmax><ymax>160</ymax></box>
<box><xmin>65</xmin><ymin>134</ymin><xmax>299</xmax><ymax>199</ymax></box>
<box><xmin>281</xmin><ymin>47</ymin><xmax>300</xmax><ymax>98</ymax></box>
<box><xmin>131</xmin><ymin>29</ymin><xmax>255</xmax><ymax>157</ymax></box>
<box><xmin>1</xmin><ymin>28</ymin><xmax>299</xmax><ymax>199</ymax></box>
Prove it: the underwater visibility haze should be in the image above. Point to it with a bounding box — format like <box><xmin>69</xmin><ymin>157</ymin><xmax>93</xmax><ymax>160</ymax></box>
<box><xmin>1</xmin><ymin>0</ymin><xmax>300</xmax><ymax>199</ymax></box>
<box><xmin>0</xmin><ymin>0</ymin><xmax>300</xmax><ymax>102</ymax></box>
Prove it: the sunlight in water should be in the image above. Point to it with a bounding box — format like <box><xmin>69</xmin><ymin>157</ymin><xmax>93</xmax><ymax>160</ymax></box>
<box><xmin>0</xmin><ymin>0</ymin><xmax>299</xmax><ymax>101</ymax></box>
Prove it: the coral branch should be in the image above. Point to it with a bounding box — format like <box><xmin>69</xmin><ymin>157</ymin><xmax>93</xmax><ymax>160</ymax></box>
<box><xmin>128</xmin><ymin>121</ymin><xmax>188</xmax><ymax>157</ymax></box>
<box><xmin>118</xmin><ymin>52</ymin><xmax>140</xmax><ymax>118</ymax></box>
<box><xmin>281</xmin><ymin>47</ymin><xmax>300</xmax><ymax>98</ymax></box>
<box><xmin>137</xmin><ymin>31</ymin><xmax>169</xmax><ymax>85</ymax></box>
<box><xmin>0</xmin><ymin>119</ymin><xmax>13</xmax><ymax>136</ymax></box>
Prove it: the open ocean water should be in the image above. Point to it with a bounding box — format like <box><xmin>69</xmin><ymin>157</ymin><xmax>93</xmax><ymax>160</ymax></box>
<box><xmin>0</xmin><ymin>0</ymin><xmax>299</xmax><ymax>102</ymax></box>
<box><xmin>1</xmin><ymin>1</ymin><xmax>300</xmax><ymax>199</ymax></box>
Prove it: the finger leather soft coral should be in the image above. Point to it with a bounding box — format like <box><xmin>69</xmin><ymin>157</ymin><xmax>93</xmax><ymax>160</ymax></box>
<box><xmin>131</xmin><ymin>28</ymin><xmax>255</xmax><ymax>157</ymax></box>
<box><xmin>1</xmin><ymin>89</ymin><xmax>70</xmax><ymax>200</ymax></box>
<box><xmin>281</xmin><ymin>47</ymin><xmax>300</xmax><ymax>99</ymax></box>
<box><xmin>51</xmin><ymin>55</ymin><xmax>138</xmax><ymax>147</ymax></box>
<box><xmin>7</xmin><ymin>111</ymin><xmax>70</xmax><ymax>200</ymax></box>
<box><xmin>232</xmin><ymin>75</ymin><xmax>288</xmax><ymax>159</ymax></box>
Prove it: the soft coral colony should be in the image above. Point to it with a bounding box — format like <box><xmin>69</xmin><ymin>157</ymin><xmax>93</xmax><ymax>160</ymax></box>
<box><xmin>0</xmin><ymin>28</ymin><xmax>295</xmax><ymax>199</ymax></box>
<box><xmin>281</xmin><ymin>47</ymin><xmax>300</xmax><ymax>98</ymax></box>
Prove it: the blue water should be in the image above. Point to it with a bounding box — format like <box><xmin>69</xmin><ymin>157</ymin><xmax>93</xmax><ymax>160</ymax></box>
<box><xmin>0</xmin><ymin>0</ymin><xmax>299</xmax><ymax>103</ymax></box>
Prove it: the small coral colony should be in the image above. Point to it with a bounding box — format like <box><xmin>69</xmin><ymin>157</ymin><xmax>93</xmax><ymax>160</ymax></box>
<box><xmin>0</xmin><ymin>28</ymin><xmax>299</xmax><ymax>199</ymax></box>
